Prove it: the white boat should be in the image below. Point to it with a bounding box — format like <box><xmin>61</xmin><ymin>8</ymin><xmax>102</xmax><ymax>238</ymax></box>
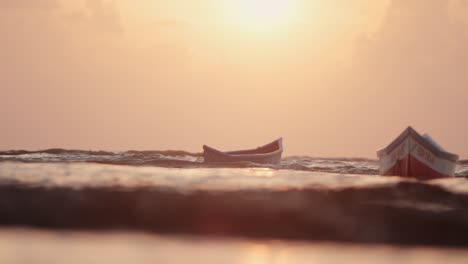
<box><xmin>377</xmin><ymin>127</ymin><xmax>458</xmax><ymax>180</ymax></box>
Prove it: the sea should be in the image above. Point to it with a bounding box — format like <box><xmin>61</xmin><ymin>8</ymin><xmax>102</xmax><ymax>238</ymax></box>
<box><xmin>1</xmin><ymin>149</ymin><xmax>468</xmax><ymax>263</ymax></box>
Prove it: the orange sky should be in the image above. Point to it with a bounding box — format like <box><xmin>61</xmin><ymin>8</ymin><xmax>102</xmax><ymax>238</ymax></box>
<box><xmin>1</xmin><ymin>0</ymin><xmax>467</xmax><ymax>158</ymax></box>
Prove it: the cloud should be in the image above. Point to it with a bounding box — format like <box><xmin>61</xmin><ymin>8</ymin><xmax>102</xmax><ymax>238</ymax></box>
<box><xmin>331</xmin><ymin>0</ymin><xmax>468</xmax><ymax>152</ymax></box>
<box><xmin>85</xmin><ymin>0</ymin><xmax>123</xmax><ymax>33</ymax></box>
<box><xmin>1</xmin><ymin>0</ymin><xmax>467</xmax><ymax>156</ymax></box>
<box><xmin>351</xmin><ymin>0</ymin><xmax>468</xmax><ymax>93</ymax></box>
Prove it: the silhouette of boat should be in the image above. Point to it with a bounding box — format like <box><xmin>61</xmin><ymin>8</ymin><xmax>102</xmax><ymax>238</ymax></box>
<box><xmin>203</xmin><ymin>138</ymin><xmax>283</xmax><ymax>164</ymax></box>
<box><xmin>377</xmin><ymin>127</ymin><xmax>458</xmax><ymax>180</ymax></box>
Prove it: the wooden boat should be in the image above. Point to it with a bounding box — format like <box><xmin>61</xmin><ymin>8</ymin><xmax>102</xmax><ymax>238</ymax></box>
<box><xmin>203</xmin><ymin>138</ymin><xmax>283</xmax><ymax>164</ymax></box>
<box><xmin>377</xmin><ymin>127</ymin><xmax>458</xmax><ymax>180</ymax></box>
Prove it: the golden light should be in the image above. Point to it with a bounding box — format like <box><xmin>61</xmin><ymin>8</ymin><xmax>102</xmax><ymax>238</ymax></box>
<box><xmin>223</xmin><ymin>0</ymin><xmax>296</xmax><ymax>31</ymax></box>
<box><xmin>243</xmin><ymin>244</ymin><xmax>271</xmax><ymax>264</ymax></box>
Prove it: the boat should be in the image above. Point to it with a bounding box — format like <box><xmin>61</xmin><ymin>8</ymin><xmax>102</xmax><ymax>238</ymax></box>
<box><xmin>377</xmin><ymin>127</ymin><xmax>459</xmax><ymax>180</ymax></box>
<box><xmin>203</xmin><ymin>138</ymin><xmax>283</xmax><ymax>164</ymax></box>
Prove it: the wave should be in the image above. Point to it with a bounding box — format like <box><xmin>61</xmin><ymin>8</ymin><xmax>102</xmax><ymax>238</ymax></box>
<box><xmin>1</xmin><ymin>155</ymin><xmax>468</xmax><ymax>247</ymax></box>
<box><xmin>1</xmin><ymin>180</ymin><xmax>468</xmax><ymax>246</ymax></box>
<box><xmin>0</xmin><ymin>149</ymin><xmax>202</xmax><ymax>157</ymax></box>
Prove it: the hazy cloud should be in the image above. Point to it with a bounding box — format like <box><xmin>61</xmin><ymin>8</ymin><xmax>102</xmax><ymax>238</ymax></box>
<box><xmin>1</xmin><ymin>0</ymin><xmax>467</xmax><ymax>157</ymax></box>
<box><xmin>332</xmin><ymin>0</ymin><xmax>468</xmax><ymax>152</ymax></box>
<box><xmin>85</xmin><ymin>0</ymin><xmax>123</xmax><ymax>33</ymax></box>
<box><xmin>352</xmin><ymin>0</ymin><xmax>468</xmax><ymax>96</ymax></box>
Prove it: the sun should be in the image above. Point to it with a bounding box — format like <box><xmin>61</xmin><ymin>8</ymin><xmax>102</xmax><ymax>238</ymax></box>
<box><xmin>223</xmin><ymin>0</ymin><xmax>295</xmax><ymax>31</ymax></box>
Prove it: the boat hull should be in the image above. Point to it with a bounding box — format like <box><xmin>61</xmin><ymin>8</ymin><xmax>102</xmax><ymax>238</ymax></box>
<box><xmin>378</xmin><ymin>128</ymin><xmax>458</xmax><ymax>180</ymax></box>
<box><xmin>203</xmin><ymin>149</ymin><xmax>282</xmax><ymax>164</ymax></box>
<box><xmin>203</xmin><ymin>138</ymin><xmax>283</xmax><ymax>164</ymax></box>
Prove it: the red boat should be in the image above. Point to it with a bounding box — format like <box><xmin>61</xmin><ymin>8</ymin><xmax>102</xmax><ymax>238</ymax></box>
<box><xmin>377</xmin><ymin>127</ymin><xmax>459</xmax><ymax>180</ymax></box>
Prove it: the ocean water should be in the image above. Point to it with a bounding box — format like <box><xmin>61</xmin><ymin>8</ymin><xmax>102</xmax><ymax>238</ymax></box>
<box><xmin>1</xmin><ymin>150</ymin><xmax>468</xmax><ymax>263</ymax></box>
<box><xmin>0</xmin><ymin>149</ymin><xmax>382</xmax><ymax>174</ymax></box>
<box><xmin>1</xmin><ymin>149</ymin><xmax>467</xmax><ymax>176</ymax></box>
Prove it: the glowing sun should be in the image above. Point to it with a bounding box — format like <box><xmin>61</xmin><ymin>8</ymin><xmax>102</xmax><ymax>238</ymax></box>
<box><xmin>224</xmin><ymin>0</ymin><xmax>295</xmax><ymax>31</ymax></box>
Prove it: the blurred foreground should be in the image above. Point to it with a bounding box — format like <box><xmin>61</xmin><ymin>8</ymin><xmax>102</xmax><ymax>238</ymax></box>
<box><xmin>1</xmin><ymin>228</ymin><xmax>468</xmax><ymax>264</ymax></box>
<box><xmin>1</xmin><ymin>161</ymin><xmax>468</xmax><ymax>246</ymax></box>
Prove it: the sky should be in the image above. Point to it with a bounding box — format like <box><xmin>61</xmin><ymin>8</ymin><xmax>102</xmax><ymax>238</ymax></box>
<box><xmin>1</xmin><ymin>0</ymin><xmax>468</xmax><ymax>158</ymax></box>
